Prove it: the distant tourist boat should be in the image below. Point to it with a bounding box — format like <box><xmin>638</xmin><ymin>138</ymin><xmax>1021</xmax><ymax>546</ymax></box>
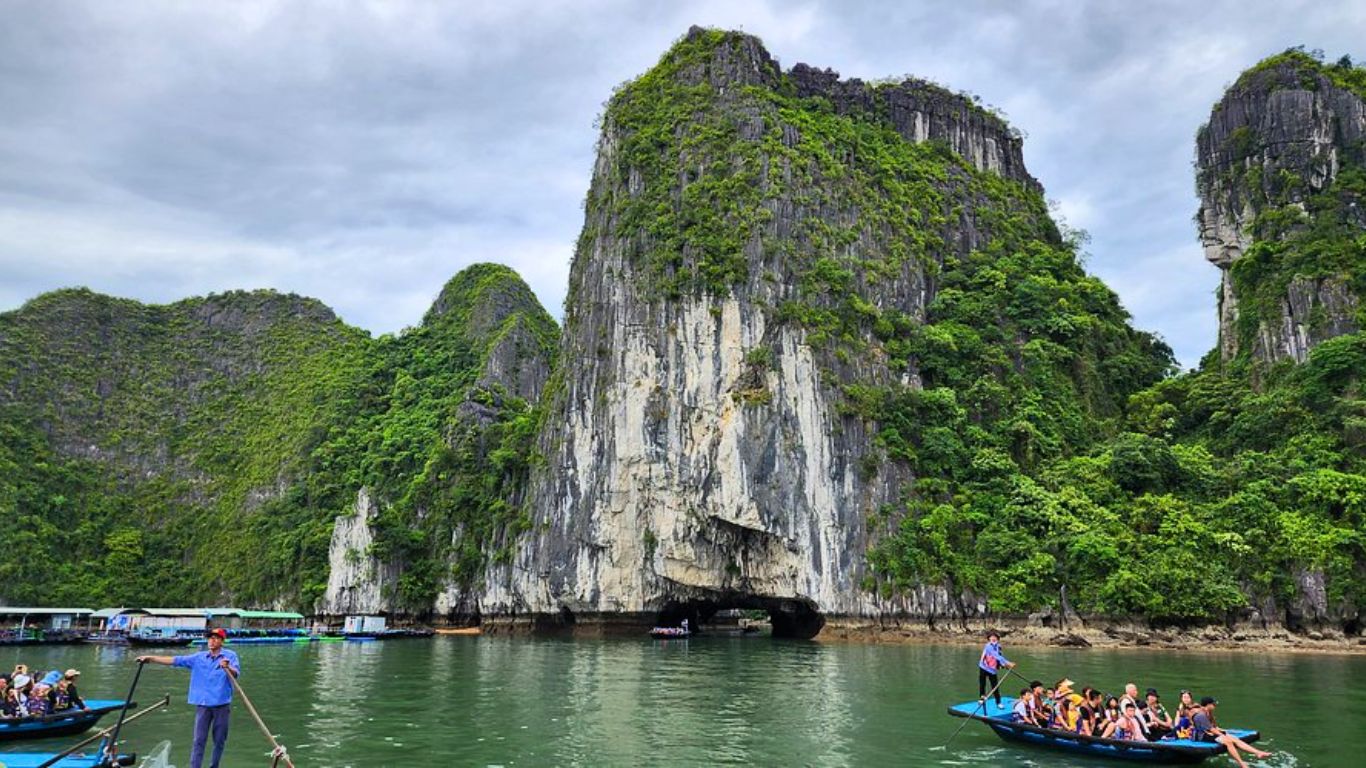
<box><xmin>0</xmin><ymin>700</ymin><xmax>131</xmax><ymax>742</ymax></box>
<box><xmin>946</xmin><ymin>699</ymin><xmax>1262</xmax><ymax>764</ymax></box>
<box><xmin>125</xmin><ymin>632</ymin><xmax>200</xmax><ymax>647</ymax></box>
<box><xmin>435</xmin><ymin>627</ymin><xmax>482</xmax><ymax>636</ymax></box>
<box><xmin>649</xmin><ymin>626</ymin><xmax>690</xmax><ymax>639</ymax></box>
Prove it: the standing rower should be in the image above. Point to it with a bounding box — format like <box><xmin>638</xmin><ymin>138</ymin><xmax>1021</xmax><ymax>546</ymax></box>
<box><xmin>977</xmin><ymin>631</ymin><xmax>1016</xmax><ymax>709</ymax></box>
<box><xmin>137</xmin><ymin>627</ymin><xmax>241</xmax><ymax>768</ymax></box>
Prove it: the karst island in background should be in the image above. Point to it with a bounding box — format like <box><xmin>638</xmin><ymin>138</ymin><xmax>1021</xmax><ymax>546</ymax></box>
<box><xmin>1</xmin><ymin>31</ymin><xmax>1362</xmax><ymax>651</ymax></box>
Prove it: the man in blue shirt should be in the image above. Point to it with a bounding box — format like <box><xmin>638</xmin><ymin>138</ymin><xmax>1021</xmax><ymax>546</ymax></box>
<box><xmin>137</xmin><ymin>627</ymin><xmax>241</xmax><ymax>768</ymax></box>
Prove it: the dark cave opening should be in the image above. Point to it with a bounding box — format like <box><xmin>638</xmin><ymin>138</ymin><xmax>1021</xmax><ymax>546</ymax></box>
<box><xmin>656</xmin><ymin>595</ymin><xmax>825</xmax><ymax>639</ymax></box>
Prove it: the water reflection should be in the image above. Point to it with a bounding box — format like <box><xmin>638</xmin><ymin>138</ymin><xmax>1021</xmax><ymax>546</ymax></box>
<box><xmin>2</xmin><ymin>637</ymin><xmax>1363</xmax><ymax>766</ymax></box>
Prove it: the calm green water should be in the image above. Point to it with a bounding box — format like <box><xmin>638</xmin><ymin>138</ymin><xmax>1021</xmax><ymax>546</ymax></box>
<box><xmin>3</xmin><ymin>637</ymin><xmax>1361</xmax><ymax>766</ymax></box>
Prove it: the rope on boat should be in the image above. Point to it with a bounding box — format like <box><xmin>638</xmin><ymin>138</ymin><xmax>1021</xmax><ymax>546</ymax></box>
<box><xmin>227</xmin><ymin>671</ymin><xmax>297</xmax><ymax>768</ymax></box>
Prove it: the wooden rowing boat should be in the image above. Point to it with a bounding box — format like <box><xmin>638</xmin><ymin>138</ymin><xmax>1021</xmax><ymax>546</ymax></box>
<box><xmin>0</xmin><ymin>701</ymin><xmax>130</xmax><ymax>743</ymax></box>
<box><xmin>946</xmin><ymin>698</ymin><xmax>1261</xmax><ymax>764</ymax></box>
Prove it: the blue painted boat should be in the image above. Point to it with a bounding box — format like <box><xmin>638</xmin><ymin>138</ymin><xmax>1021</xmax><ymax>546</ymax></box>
<box><xmin>0</xmin><ymin>701</ymin><xmax>130</xmax><ymax>743</ymax></box>
<box><xmin>188</xmin><ymin>636</ymin><xmax>297</xmax><ymax>646</ymax></box>
<box><xmin>947</xmin><ymin>698</ymin><xmax>1262</xmax><ymax>764</ymax></box>
<box><xmin>0</xmin><ymin>739</ymin><xmax>135</xmax><ymax>766</ymax></box>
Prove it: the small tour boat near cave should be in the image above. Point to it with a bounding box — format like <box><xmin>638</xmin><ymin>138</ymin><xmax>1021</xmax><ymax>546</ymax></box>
<box><xmin>649</xmin><ymin>619</ymin><xmax>691</xmax><ymax>639</ymax></box>
<box><xmin>946</xmin><ymin>699</ymin><xmax>1262</xmax><ymax>764</ymax></box>
<box><xmin>0</xmin><ymin>701</ymin><xmax>132</xmax><ymax>742</ymax></box>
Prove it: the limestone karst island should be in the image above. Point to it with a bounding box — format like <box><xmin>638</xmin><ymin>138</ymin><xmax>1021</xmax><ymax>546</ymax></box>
<box><xmin>1</xmin><ymin>19</ymin><xmax>1363</xmax><ymax>768</ymax></box>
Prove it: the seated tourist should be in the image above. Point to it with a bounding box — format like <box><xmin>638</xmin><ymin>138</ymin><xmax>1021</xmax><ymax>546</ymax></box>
<box><xmin>1027</xmin><ymin>681</ymin><xmax>1050</xmax><ymax>727</ymax></box>
<box><xmin>10</xmin><ymin>674</ymin><xmax>31</xmax><ymax>713</ymax></box>
<box><xmin>1141</xmin><ymin>688</ymin><xmax>1173</xmax><ymax>739</ymax></box>
<box><xmin>1054</xmin><ymin>679</ymin><xmax>1082</xmax><ymax>706</ymax></box>
<box><xmin>1191</xmin><ymin>697</ymin><xmax>1271</xmax><ymax>768</ymax></box>
<box><xmin>47</xmin><ymin>678</ymin><xmax>76</xmax><ymax>712</ymax></box>
<box><xmin>61</xmin><ymin>669</ymin><xmax>88</xmax><ymax>710</ymax></box>
<box><xmin>1172</xmin><ymin>701</ymin><xmax>1195</xmax><ymax>739</ymax></box>
<box><xmin>1119</xmin><ymin>682</ymin><xmax>1141</xmax><ymax>712</ymax></box>
<box><xmin>1077</xmin><ymin>688</ymin><xmax>1101</xmax><ymax>736</ymax></box>
<box><xmin>1102</xmin><ymin>701</ymin><xmax>1148</xmax><ymax>741</ymax></box>
<box><xmin>25</xmin><ymin>683</ymin><xmax>50</xmax><ymax>717</ymax></box>
<box><xmin>1101</xmin><ymin>695</ymin><xmax>1121</xmax><ymax>726</ymax></box>
<box><xmin>1053</xmin><ymin>696</ymin><xmax>1082</xmax><ymax>732</ymax></box>
<box><xmin>0</xmin><ymin>677</ymin><xmax>15</xmax><ymax>719</ymax></box>
<box><xmin>1011</xmin><ymin>688</ymin><xmax>1034</xmax><ymax>722</ymax></box>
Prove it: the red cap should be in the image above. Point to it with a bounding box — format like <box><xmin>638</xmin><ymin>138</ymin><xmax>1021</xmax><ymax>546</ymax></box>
<box><xmin>207</xmin><ymin>628</ymin><xmax>227</xmax><ymax>639</ymax></box>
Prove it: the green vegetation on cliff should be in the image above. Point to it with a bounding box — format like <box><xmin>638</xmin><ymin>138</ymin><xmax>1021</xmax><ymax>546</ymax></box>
<box><xmin>3</xmin><ymin>32</ymin><xmax>1360</xmax><ymax>629</ymax></box>
<box><xmin>867</xmin><ymin>49</ymin><xmax>1364</xmax><ymax>624</ymax></box>
<box><xmin>0</xmin><ymin>288</ymin><xmax>372</xmax><ymax>605</ymax></box>
<box><xmin>0</xmin><ymin>265</ymin><xmax>556</xmax><ymax>610</ymax></box>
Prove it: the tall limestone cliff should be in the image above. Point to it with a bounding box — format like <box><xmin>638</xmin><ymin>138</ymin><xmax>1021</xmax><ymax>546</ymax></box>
<box><xmin>1197</xmin><ymin>49</ymin><xmax>1366</xmax><ymax>364</ymax></box>
<box><xmin>323</xmin><ymin>264</ymin><xmax>558</xmax><ymax>617</ymax></box>
<box><xmin>482</xmin><ymin>28</ymin><xmax>1169</xmax><ymax>635</ymax></box>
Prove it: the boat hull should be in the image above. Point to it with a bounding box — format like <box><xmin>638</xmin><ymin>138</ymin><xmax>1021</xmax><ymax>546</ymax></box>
<box><xmin>0</xmin><ymin>750</ymin><xmax>134</xmax><ymax>767</ymax></box>
<box><xmin>125</xmin><ymin>636</ymin><xmax>197</xmax><ymax>647</ymax></box>
<box><xmin>948</xmin><ymin>699</ymin><xmax>1260</xmax><ymax>764</ymax></box>
<box><xmin>0</xmin><ymin>701</ymin><xmax>128</xmax><ymax>742</ymax></box>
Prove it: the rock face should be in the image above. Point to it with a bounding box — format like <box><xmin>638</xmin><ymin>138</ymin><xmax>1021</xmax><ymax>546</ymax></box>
<box><xmin>1196</xmin><ymin>53</ymin><xmax>1366</xmax><ymax>362</ymax></box>
<box><xmin>787</xmin><ymin>64</ymin><xmax>1039</xmax><ymax>192</ymax></box>
<box><xmin>320</xmin><ymin>488</ymin><xmax>398</xmax><ymax>615</ymax></box>
<box><xmin>479</xmin><ymin>28</ymin><xmax>1064</xmax><ymax>636</ymax></box>
<box><xmin>320</xmin><ymin>264</ymin><xmax>558</xmax><ymax>617</ymax></box>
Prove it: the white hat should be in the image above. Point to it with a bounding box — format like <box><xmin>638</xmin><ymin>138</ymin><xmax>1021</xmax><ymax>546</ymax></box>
<box><xmin>12</xmin><ymin>674</ymin><xmax>31</xmax><ymax>688</ymax></box>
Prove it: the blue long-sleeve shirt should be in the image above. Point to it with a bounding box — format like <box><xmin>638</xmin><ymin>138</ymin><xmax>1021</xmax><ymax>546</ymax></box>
<box><xmin>171</xmin><ymin>649</ymin><xmax>240</xmax><ymax>706</ymax></box>
<box><xmin>979</xmin><ymin>640</ymin><xmax>1009</xmax><ymax>674</ymax></box>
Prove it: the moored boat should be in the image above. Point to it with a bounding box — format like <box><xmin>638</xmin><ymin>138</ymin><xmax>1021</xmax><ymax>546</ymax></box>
<box><xmin>0</xmin><ymin>750</ymin><xmax>135</xmax><ymax>767</ymax></box>
<box><xmin>436</xmin><ymin>627</ymin><xmax>482</xmax><ymax>636</ymax></box>
<box><xmin>946</xmin><ymin>698</ymin><xmax>1261</xmax><ymax>764</ymax></box>
<box><xmin>0</xmin><ymin>700</ymin><xmax>131</xmax><ymax>743</ymax></box>
<box><xmin>125</xmin><ymin>633</ymin><xmax>198</xmax><ymax>647</ymax></box>
<box><xmin>188</xmin><ymin>636</ymin><xmax>297</xmax><ymax>646</ymax></box>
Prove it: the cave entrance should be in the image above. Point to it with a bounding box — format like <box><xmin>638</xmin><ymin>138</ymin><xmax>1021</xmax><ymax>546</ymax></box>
<box><xmin>656</xmin><ymin>595</ymin><xmax>825</xmax><ymax>640</ymax></box>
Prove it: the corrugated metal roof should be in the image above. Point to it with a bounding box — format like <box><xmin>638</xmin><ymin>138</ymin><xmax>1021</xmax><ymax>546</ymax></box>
<box><xmin>204</xmin><ymin>607</ymin><xmax>245</xmax><ymax>617</ymax></box>
<box><xmin>0</xmin><ymin>607</ymin><xmax>94</xmax><ymax>615</ymax></box>
<box><xmin>133</xmin><ymin>608</ymin><xmax>211</xmax><ymax>618</ymax></box>
<box><xmin>92</xmin><ymin>608</ymin><xmax>127</xmax><ymax>619</ymax></box>
<box><xmin>237</xmin><ymin>610</ymin><xmax>304</xmax><ymax>620</ymax></box>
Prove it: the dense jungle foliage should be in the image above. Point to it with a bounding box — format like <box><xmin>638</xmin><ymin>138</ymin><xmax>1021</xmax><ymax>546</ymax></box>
<box><xmin>866</xmin><ymin>49</ymin><xmax>1365</xmax><ymax>624</ymax></box>
<box><xmin>2</xmin><ymin>34</ymin><xmax>1360</xmax><ymax>625</ymax></box>
<box><xmin>0</xmin><ymin>265</ymin><xmax>555</xmax><ymax>610</ymax></box>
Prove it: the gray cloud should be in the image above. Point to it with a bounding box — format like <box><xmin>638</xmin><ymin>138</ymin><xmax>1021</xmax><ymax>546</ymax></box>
<box><xmin>0</xmin><ymin>0</ymin><xmax>1360</xmax><ymax>365</ymax></box>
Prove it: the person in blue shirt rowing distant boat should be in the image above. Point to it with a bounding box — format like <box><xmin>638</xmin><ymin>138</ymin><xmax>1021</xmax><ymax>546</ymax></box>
<box><xmin>977</xmin><ymin>631</ymin><xmax>1015</xmax><ymax>708</ymax></box>
<box><xmin>137</xmin><ymin>627</ymin><xmax>241</xmax><ymax>768</ymax></box>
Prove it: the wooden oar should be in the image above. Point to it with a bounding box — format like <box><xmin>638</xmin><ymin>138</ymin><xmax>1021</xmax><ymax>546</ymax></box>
<box><xmin>35</xmin><ymin>695</ymin><xmax>170</xmax><ymax>768</ymax></box>
<box><xmin>226</xmin><ymin>670</ymin><xmax>296</xmax><ymax>768</ymax></box>
<box><xmin>943</xmin><ymin>666</ymin><xmax>1021</xmax><ymax>749</ymax></box>
<box><xmin>99</xmin><ymin>658</ymin><xmax>146</xmax><ymax>765</ymax></box>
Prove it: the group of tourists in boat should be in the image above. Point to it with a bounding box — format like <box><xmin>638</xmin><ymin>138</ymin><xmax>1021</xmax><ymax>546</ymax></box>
<box><xmin>1</xmin><ymin>663</ymin><xmax>90</xmax><ymax>719</ymax></box>
<box><xmin>972</xmin><ymin>631</ymin><xmax>1272</xmax><ymax>767</ymax></box>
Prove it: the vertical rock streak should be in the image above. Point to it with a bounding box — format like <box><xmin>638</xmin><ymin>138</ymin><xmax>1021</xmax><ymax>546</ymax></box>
<box><xmin>482</xmin><ymin>28</ymin><xmax>1049</xmax><ymax>625</ymax></box>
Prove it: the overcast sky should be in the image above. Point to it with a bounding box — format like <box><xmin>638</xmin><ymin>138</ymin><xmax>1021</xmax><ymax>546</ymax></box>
<box><xmin>2</xmin><ymin>1</ymin><xmax>1361</xmax><ymax>367</ymax></box>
